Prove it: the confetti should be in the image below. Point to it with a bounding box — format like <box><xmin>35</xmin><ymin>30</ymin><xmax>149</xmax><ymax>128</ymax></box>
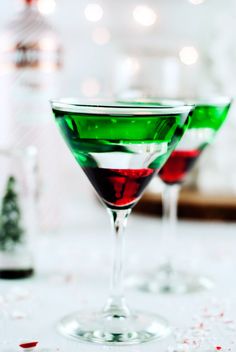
<box><xmin>7</xmin><ymin>287</ymin><xmax>31</xmax><ymax>302</ymax></box>
<box><xmin>168</xmin><ymin>301</ymin><xmax>235</xmax><ymax>352</ymax></box>
<box><xmin>19</xmin><ymin>341</ymin><xmax>38</xmax><ymax>350</ymax></box>
<box><xmin>11</xmin><ymin>310</ymin><xmax>27</xmax><ymax>320</ymax></box>
<box><xmin>49</xmin><ymin>272</ymin><xmax>76</xmax><ymax>284</ymax></box>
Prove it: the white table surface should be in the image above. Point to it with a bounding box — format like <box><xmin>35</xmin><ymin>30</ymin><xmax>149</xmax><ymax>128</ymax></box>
<box><xmin>1</xmin><ymin>201</ymin><xmax>236</xmax><ymax>352</ymax></box>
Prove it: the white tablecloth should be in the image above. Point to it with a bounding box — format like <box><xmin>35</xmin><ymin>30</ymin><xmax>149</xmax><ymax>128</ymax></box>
<box><xmin>1</xmin><ymin>203</ymin><xmax>236</xmax><ymax>352</ymax></box>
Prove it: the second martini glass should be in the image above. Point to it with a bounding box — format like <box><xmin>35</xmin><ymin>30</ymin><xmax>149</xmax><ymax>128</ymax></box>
<box><xmin>134</xmin><ymin>97</ymin><xmax>231</xmax><ymax>294</ymax></box>
<box><xmin>50</xmin><ymin>99</ymin><xmax>192</xmax><ymax>345</ymax></box>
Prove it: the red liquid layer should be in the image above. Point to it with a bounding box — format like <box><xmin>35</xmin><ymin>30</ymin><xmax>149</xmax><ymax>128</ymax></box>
<box><xmin>83</xmin><ymin>167</ymin><xmax>156</xmax><ymax>208</ymax></box>
<box><xmin>159</xmin><ymin>149</ymin><xmax>201</xmax><ymax>185</ymax></box>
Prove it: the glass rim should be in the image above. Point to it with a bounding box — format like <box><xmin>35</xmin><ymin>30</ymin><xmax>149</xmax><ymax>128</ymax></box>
<box><xmin>186</xmin><ymin>96</ymin><xmax>232</xmax><ymax>107</ymax></box>
<box><xmin>50</xmin><ymin>98</ymin><xmax>194</xmax><ymax>115</ymax></box>
<box><xmin>118</xmin><ymin>98</ymin><xmax>186</xmax><ymax>107</ymax></box>
<box><xmin>128</xmin><ymin>96</ymin><xmax>232</xmax><ymax>107</ymax></box>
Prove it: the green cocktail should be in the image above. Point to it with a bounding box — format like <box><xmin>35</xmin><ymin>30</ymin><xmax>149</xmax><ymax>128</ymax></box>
<box><xmin>131</xmin><ymin>97</ymin><xmax>232</xmax><ymax>294</ymax></box>
<box><xmin>54</xmin><ymin>102</ymin><xmax>190</xmax><ymax>209</ymax></box>
<box><xmin>159</xmin><ymin>99</ymin><xmax>231</xmax><ymax>185</ymax></box>
<box><xmin>51</xmin><ymin>100</ymin><xmax>193</xmax><ymax>345</ymax></box>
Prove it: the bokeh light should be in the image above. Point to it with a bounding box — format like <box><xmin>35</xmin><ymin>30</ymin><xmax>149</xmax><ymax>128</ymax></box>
<box><xmin>179</xmin><ymin>46</ymin><xmax>199</xmax><ymax>65</ymax></box>
<box><xmin>81</xmin><ymin>78</ymin><xmax>101</xmax><ymax>97</ymax></box>
<box><xmin>189</xmin><ymin>0</ymin><xmax>205</xmax><ymax>5</ymax></box>
<box><xmin>125</xmin><ymin>57</ymin><xmax>140</xmax><ymax>74</ymax></box>
<box><xmin>92</xmin><ymin>27</ymin><xmax>111</xmax><ymax>45</ymax></box>
<box><xmin>39</xmin><ymin>37</ymin><xmax>58</xmax><ymax>50</ymax></box>
<box><xmin>133</xmin><ymin>5</ymin><xmax>157</xmax><ymax>27</ymax></box>
<box><xmin>84</xmin><ymin>3</ymin><xmax>103</xmax><ymax>22</ymax></box>
<box><xmin>37</xmin><ymin>0</ymin><xmax>56</xmax><ymax>15</ymax></box>
<box><xmin>189</xmin><ymin>0</ymin><xmax>205</xmax><ymax>4</ymax></box>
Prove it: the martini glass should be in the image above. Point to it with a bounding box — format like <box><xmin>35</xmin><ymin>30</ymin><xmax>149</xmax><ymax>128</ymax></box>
<box><xmin>50</xmin><ymin>99</ymin><xmax>192</xmax><ymax>345</ymax></box>
<box><xmin>132</xmin><ymin>97</ymin><xmax>232</xmax><ymax>294</ymax></box>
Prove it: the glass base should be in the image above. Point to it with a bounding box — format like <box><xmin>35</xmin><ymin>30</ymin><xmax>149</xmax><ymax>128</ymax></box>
<box><xmin>58</xmin><ymin>310</ymin><xmax>171</xmax><ymax>345</ymax></box>
<box><xmin>127</xmin><ymin>266</ymin><xmax>214</xmax><ymax>294</ymax></box>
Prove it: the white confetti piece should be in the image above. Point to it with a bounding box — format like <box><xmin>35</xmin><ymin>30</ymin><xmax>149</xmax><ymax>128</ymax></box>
<box><xmin>6</xmin><ymin>287</ymin><xmax>31</xmax><ymax>302</ymax></box>
<box><xmin>11</xmin><ymin>310</ymin><xmax>27</xmax><ymax>320</ymax></box>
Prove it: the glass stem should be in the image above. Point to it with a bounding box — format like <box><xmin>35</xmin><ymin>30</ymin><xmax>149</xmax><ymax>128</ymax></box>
<box><xmin>103</xmin><ymin>208</ymin><xmax>131</xmax><ymax>318</ymax></box>
<box><xmin>161</xmin><ymin>184</ymin><xmax>180</xmax><ymax>272</ymax></box>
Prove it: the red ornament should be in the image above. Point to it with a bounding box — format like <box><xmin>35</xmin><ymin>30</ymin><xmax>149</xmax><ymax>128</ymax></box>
<box><xmin>215</xmin><ymin>346</ymin><xmax>222</xmax><ymax>351</ymax></box>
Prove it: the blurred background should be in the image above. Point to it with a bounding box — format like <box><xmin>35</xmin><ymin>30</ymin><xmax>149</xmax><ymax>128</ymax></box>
<box><xmin>0</xmin><ymin>0</ymin><xmax>235</xmax><ymax>231</ymax></box>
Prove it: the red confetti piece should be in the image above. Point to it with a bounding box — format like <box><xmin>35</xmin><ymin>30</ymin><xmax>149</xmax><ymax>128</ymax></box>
<box><xmin>183</xmin><ymin>338</ymin><xmax>189</xmax><ymax>344</ymax></box>
<box><xmin>19</xmin><ymin>341</ymin><xmax>38</xmax><ymax>349</ymax></box>
<box><xmin>215</xmin><ymin>346</ymin><xmax>222</xmax><ymax>351</ymax></box>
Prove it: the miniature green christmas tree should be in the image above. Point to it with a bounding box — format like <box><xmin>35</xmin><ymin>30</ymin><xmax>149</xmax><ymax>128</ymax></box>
<box><xmin>0</xmin><ymin>176</ymin><xmax>24</xmax><ymax>251</ymax></box>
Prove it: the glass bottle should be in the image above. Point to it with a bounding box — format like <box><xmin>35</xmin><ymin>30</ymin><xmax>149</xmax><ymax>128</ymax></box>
<box><xmin>0</xmin><ymin>0</ymin><xmax>66</xmax><ymax>231</ymax></box>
